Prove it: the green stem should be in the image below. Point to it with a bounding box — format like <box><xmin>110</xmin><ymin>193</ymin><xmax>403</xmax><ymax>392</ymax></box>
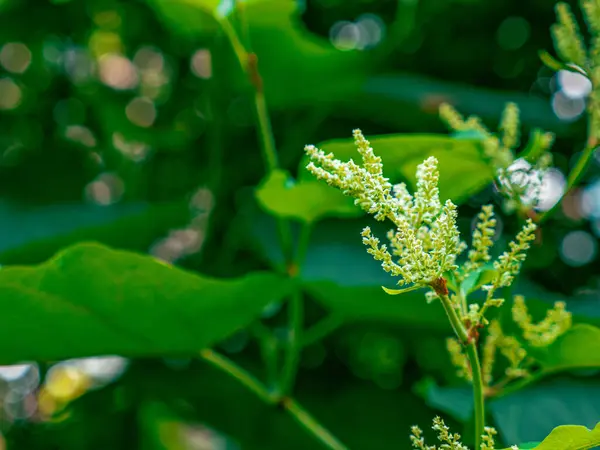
<box><xmin>254</xmin><ymin>89</ymin><xmax>278</xmax><ymax>172</ymax></box>
<box><xmin>439</xmin><ymin>294</ymin><xmax>485</xmax><ymax>448</ymax></box>
<box><xmin>284</xmin><ymin>398</ymin><xmax>349</xmax><ymax>450</ymax></box>
<box><xmin>251</xmin><ymin>322</ymin><xmax>279</xmax><ymax>390</ymax></box>
<box><xmin>200</xmin><ymin>349</ymin><xmax>275</xmax><ymax>403</ymax></box>
<box><xmin>200</xmin><ymin>349</ymin><xmax>348</xmax><ymax>450</ymax></box>
<box><xmin>302</xmin><ymin>314</ymin><xmax>344</xmax><ymax>347</ymax></box>
<box><xmin>465</xmin><ymin>342</ymin><xmax>485</xmax><ymax>449</ymax></box>
<box><xmin>439</xmin><ymin>294</ymin><xmax>468</xmax><ymax>344</ymax></box>
<box><xmin>280</xmin><ymin>289</ymin><xmax>304</xmax><ymax>395</ymax></box>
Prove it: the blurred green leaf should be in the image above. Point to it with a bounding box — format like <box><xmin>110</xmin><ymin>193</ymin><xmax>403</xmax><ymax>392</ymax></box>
<box><xmin>526</xmin><ymin>422</ymin><xmax>600</xmax><ymax>450</ymax></box>
<box><xmin>342</xmin><ymin>73</ymin><xmax>567</xmax><ymax>134</ymax></box>
<box><xmin>491</xmin><ymin>379</ymin><xmax>600</xmax><ymax>445</ymax></box>
<box><xmin>0</xmin><ymin>201</ymin><xmax>191</xmax><ymax>265</ymax></box>
<box><xmin>244</xmin><ymin>1</ymin><xmax>369</xmax><ymax>109</ymax></box>
<box><xmin>459</xmin><ymin>265</ymin><xmax>497</xmax><ymax>297</ymax></box>
<box><xmin>414</xmin><ymin>377</ymin><xmax>472</xmax><ymax>422</ymax></box>
<box><xmin>255</xmin><ymin>169</ymin><xmax>360</xmax><ymax>224</ymax></box>
<box><xmin>0</xmin><ymin>243</ymin><xmax>291</xmax><ymax>364</ymax></box>
<box><xmin>305</xmin><ymin>281</ymin><xmax>449</xmax><ymax>330</ymax></box>
<box><xmin>148</xmin><ymin>0</ymin><xmax>369</xmax><ymax>108</ymax></box>
<box><xmin>299</xmin><ymin>134</ymin><xmax>493</xmax><ymax>204</ymax></box>
<box><xmin>529</xmin><ymin>324</ymin><xmax>600</xmax><ymax>371</ymax></box>
<box><xmin>147</xmin><ymin>0</ymin><xmax>220</xmax><ymax>37</ymax></box>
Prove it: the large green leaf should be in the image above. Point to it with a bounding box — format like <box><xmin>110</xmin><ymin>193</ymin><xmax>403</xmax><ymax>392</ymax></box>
<box><xmin>528</xmin><ymin>422</ymin><xmax>600</xmax><ymax>450</ymax></box>
<box><xmin>255</xmin><ymin>169</ymin><xmax>360</xmax><ymax>224</ymax></box>
<box><xmin>0</xmin><ymin>243</ymin><xmax>291</xmax><ymax>364</ymax></box>
<box><xmin>299</xmin><ymin>134</ymin><xmax>493</xmax><ymax>204</ymax></box>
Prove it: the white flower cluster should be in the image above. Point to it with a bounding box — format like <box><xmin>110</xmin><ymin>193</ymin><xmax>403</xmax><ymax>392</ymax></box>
<box><xmin>306</xmin><ymin>130</ymin><xmax>463</xmax><ymax>288</ymax></box>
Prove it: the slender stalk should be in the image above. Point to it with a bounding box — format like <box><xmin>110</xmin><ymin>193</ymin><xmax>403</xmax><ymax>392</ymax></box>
<box><xmin>200</xmin><ymin>349</ymin><xmax>275</xmax><ymax>403</ymax></box>
<box><xmin>439</xmin><ymin>294</ymin><xmax>485</xmax><ymax>449</ymax></box>
<box><xmin>465</xmin><ymin>342</ymin><xmax>485</xmax><ymax>449</ymax></box>
<box><xmin>251</xmin><ymin>322</ymin><xmax>279</xmax><ymax>390</ymax></box>
<box><xmin>254</xmin><ymin>89</ymin><xmax>278</xmax><ymax>171</ymax></box>
<box><xmin>302</xmin><ymin>314</ymin><xmax>344</xmax><ymax>347</ymax></box>
<box><xmin>280</xmin><ymin>289</ymin><xmax>304</xmax><ymax>395</ymax></box>
<box><xmin>283</xmin><ymin>398</ymin><xmax>349</xmax><ymax>450</ymax></box>
<box><xmin>438</xmin><ymin>294</ymin><xmax>468</xmax><ymax>344</ymax></box>
<box><xmin>280</xmin><ymin>224</ymin><xmax>312</xmax><ymax>393</ymax></box>
<box><xmin>200</xmin><ymin>349</ymin><xmax>348</xmax><ymax>450</ymax></box>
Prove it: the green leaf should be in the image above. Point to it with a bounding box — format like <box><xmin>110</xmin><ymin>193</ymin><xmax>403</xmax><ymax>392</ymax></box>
<box><xmin>538</xmin><ymin>50</ymin><xmax>588</xmax><ymax>77</ymax></box>
<box><xmin>0</xmin><ymin>243</ymin><xmax>291</xmax><ymax>364</ymax></box>
<box><xmin>0</xmin><ymin>201</ymin><xmax>191</xmax><ymax>266</ymax></box>
<box><xmin>299</xmin><ymin>134</ymin><xmax>494</xmax><ymax>204</ymax></box>
<box><xmin>299</xmin><ymin>220</ymin><xmax>449</xmax><ymax>330</ymax></box>
<box><xmin>147</xmin><ymin>0</ymin><xmax>221</xmax><ymax>38</ymax></box>
<box><xmin>531</xmin><ymin>324</ymin><xmax>600</xmax><ymax>371</ymax></box>
<box><xmin>148</xmin><ymin>0</ymin><xmax>369</xmax><ymax>108</ymax></box>
<box><xmin>242</xmin><ymin>198</ymin><xmax>449</xmax><ymax>329</ymax></box>
<box><xmin>414</xmin><ymin>377</ymin><xmax>473</xmax><ymax>422</ymax></box>
<box><xmin>531</xmin><ymin>422</ymin><xmax>600</xmax><ymax>450</ymax></box>
<box><xmin>491</xmin><ymin>379</ymin><xmax>600</xmax><ymax>445</ymax></box>
<box><xmin>459</xmin><ymin>265</ymin><xmax>497</xmax><ymax>297</ymax></box>
<box><xmin>341</xmin><ymin>73</ymin><xmax>566</xmax><ymax>134</ymax></box>
<box><xmin>255</xmin><ymin>169</ymin><xmax>360</xmax><ymax>223</ymax></box>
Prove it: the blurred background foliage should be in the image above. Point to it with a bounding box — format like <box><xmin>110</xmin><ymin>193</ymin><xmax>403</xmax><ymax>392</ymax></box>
<box><xmin>0</xmin><ymin>0</ymin><xmax>600</xmax><ymax>449</ymax></box>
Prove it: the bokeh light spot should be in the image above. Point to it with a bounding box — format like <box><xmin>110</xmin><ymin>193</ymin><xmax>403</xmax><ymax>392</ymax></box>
<box><xmin>0</xmin><ymin>42</ymin><xmax>32</xmax><ymax>74</ymax></box>
<box><xmin>0</xmin><ymin>78</ymin><xmax>22</xmax><ymax>110</ymax></box>
<box><xmin>85</xmin><ymin>172</ymin><xmax>125</xmax><ymax>205</ymax></box>
<box><xmin>537</xmin><ymin>168</ymin><xmax>566</xmax><ymax>211</ymax></box>
<box><xmin>558</xmin><ymin>70</ymin><xmax>592</xmax><ymax>99</ymax></box>
<box><xmin>65</xmin><ymin>125</ymin><xmax>97</xmax><ymax>147</ymax></box>
<box><xmin>126</xmin><ymin>97</ymin><xmax>156</xmax><ymax>127</ymax></box>
<box><xmin>560</xmin><ymin>230</ymin><xmax>597</xmax><ymax>266</ymax></box>
<box><xmin>496</xmin><ymin>17</ymin><xmax>530</xmax><ymax>50</ymax></box>
<box><xmin>330</xmin><ymin>21</ymin><xmax>361</xmax><ymax>51</ymax></box>
<box><xmin>99</xmin><ymin>54</ymin><xmax>138</xmax><ymax>90</ymax></box>
<box><xmin>191</xmin><ymin>49</ymin><xmax>212</xmax><ymax>79</ymax></box>
<box><xmin>44</xmin><ymin>365</ymin><xmax>90</xmax><ymax>402</ymax></box>
<box><xmin>551</xmin><ymin>90</ymin><xmax>586</xmax><ymax>121</ymax></box>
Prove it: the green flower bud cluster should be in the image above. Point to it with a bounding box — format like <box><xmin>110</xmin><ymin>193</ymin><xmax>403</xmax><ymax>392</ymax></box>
<box><xmin>439</xmin><ymin>103</ymin><xmax>554</xmax><ymax>214</ymax></box>
<box><xmin>449</xmin><ymin>297</ymin><xmax>573</xmax><ymax>388</ymax></box>
<box><xmin>305</xmin><ymin>130</ymin><xmax>536</xmax><ymax>306</ymax></box>
<box><xmin>306</xmin><ymin>130</ymin><xmax>463</xmax><ymax>289</ymax></box>
<box><xmin>410</xmin><ymin>417</ymin><xmax>499</xmax><ymax>450</ymax></box>
<box><xmin>549</xmin><ymin>1</ymin><xmax>600</xmax><ymax>142</ymax></box>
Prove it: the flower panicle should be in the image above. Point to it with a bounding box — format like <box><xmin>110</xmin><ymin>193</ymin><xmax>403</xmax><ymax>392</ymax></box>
<box><xmin>486</xmin><ymin>219</ymin><xmax>537</xmax><ymax>295</ymax></box>
<box><xmin>552</xmin><ymin>2</ymin><xmax>587</xmax><ymax>67</ymax></box>
<box><xmin>305</xmin><ymin>130</ymin><xmax>462</xmax><ymax>290</ymax></box>
<box><xmin>447</xmin><ymin>337</ymin><xmax>472</xmax><ymax>382</ymax></box>
<box><xmin>461</xmin><ymin>205</ymin><xmax>497</xmax><ymax>281</ymax></box>
<box><xmin>499</xmin><ymin>102</ymin><xmax>520</xmax><ymax>151</ymax></box>
<box><xmin>512</xmin><ymin>295</ymin><xmax>572</xmax><ymax>347</ymax></box>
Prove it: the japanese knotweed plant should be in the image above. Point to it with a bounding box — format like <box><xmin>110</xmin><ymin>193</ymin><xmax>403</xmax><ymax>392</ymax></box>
<box><xmin>305</xmin><ymin>130</ymin><xmax>573</xmax><ymax>450</ymax></box>
<box><xmin>438</xmin><ymin>102</ymin><xmax>555</xmax><ymax>217</ymax></box>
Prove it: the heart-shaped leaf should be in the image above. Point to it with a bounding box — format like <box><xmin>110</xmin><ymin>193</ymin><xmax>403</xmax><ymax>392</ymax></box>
<box><xmin>527</xmin><ymin>421</ymin><xmax>600</xmax><ymax>450</ymax></box>
<box><xmin>299</xmin><ymin>134</ymin><xmax>493</xmax><ymax>204</ymax></box>
<box><xmin>0</xmin><ymin>243</ymin><xmax>291</xmax><ymax>364</ymax></box>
